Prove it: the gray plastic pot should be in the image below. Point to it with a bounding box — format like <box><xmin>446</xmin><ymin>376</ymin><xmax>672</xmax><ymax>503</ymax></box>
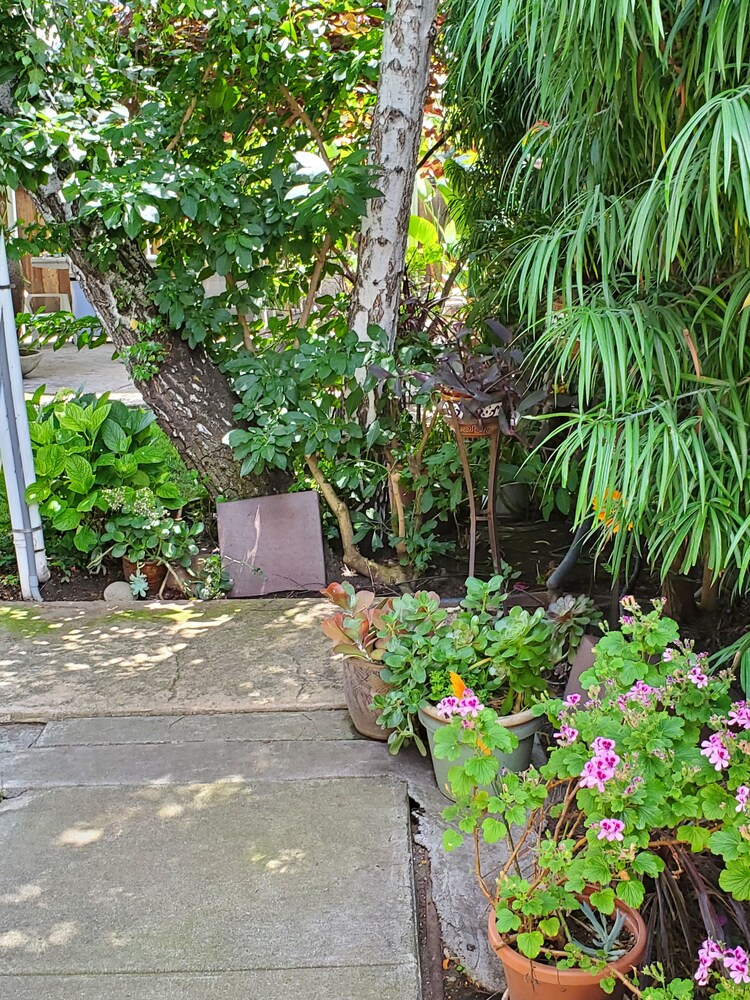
<box><xmin>419</xmin><ymin>703</ymin><xmax>542</xmax><ymax>800</ymax></box>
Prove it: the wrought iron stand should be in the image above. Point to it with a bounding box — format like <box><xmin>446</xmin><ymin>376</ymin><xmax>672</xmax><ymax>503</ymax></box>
<box><xmin>440</xmin><ymin>395</ymin><xmax>502</xmax><ymax>578</ymax></box>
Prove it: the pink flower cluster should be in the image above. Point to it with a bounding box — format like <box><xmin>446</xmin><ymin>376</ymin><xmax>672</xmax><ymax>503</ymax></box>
<box><xmin>728</xmin><ymin>701</ymin><xmax>750</xmax><ymax>730</ymax></box>
<box><xmin>696</xmin><ymin>939</ymin><xmax>750</xmax><ymax>986</ymax></box>
<box><xmin>700</xmin><ymin>732</ymin><xmax>731</xmax><ymax>771</ymax></box>
<box><xmin>436</xmin><ymin>689</ymin><xmax>484</xmax><ymax>723</ymax></box>
<box><xmin>579</xmin><ymin>738</ymin><xmax>621</xmax><ymax>793</ymax></box>
<box><xmin>736</xmin><ymin>785</ymin><xmax>750</xmax><ymax>813</ymax></box>
<box><xmin>593</xmin><ymin>818</ymin><xmax>625</xmax><ymax>842</ymax></box>
<box><xmin>617</xmin><ymin>680</ymin><xmax>659</xmax><ymax>710</ymax></box>
<box><xmin>562</xmin><ymin>693</ymin><xmax>581</xmax><ymax>708</ymax></box>
<box><xmin>688</xmin><ymin>666</ymin><xmax>708</xmax><ymax>688</ymax></box>
<box><xmin>554</xmin><ymin>725</ymin><xmax>578</xmax><ymax>745</ymax></box>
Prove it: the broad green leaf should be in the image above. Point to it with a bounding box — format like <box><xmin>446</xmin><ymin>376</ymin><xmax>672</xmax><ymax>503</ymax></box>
<box><xmin>616</xmin><ymin>879</ymin><xmax>645</xmax><ymax>909</ymax></box>
<box><xmin>66</xmin><ymin>455</ymin><xmax>95</xmax><ymax>494</ymax></box>
<box><xmin>516</xmin><ymin>931</ymin><xmax>544</xmax><ymax>959</ymax></box>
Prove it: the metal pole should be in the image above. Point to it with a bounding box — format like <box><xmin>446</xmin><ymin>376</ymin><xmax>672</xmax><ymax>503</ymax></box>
<box><xmin>0</xmin><ymin>228</ymin><xmax>47</xmax><ymax>599</ymax></box>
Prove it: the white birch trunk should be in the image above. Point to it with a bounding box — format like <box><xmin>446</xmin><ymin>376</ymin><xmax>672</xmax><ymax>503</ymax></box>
<box><xmin>349</xmin><ymin>0</ymin><xmax>438</xmax><ymax>350</ymax></box>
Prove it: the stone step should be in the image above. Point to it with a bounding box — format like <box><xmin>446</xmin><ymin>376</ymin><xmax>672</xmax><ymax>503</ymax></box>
<box><xmin>3</xmin><ymin>966</ymin><xmax>419</xmax><ymax>1000</ymax></box>
<box><xmin>34</xmin><ymin>710</ymin><xmax>361</xmax><ymax>747</ymax></box>
<box><xmin>0</xmin><ymin>736</ymin><xmax>411</xmax><ymax>790</ymax></box>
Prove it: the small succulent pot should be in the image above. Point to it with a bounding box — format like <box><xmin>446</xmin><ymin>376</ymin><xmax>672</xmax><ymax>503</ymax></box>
<box><xmin>487</xmin><ymin>897</ymin><xmax>648</xmax><ymax>1000</ymax></box>
<box><xmin>419</xmin><ymin>703</ymin><xmax>542</xmax><ymax>800</ymax></box>
<box><xmin>122</xmin><ymin>557</ymin><xmax>167</xmax><ymax>596</ymax></box>
<box><xmin>342</xmin><ymin>657</ymin><xmax>394</xmax><ymax>741</ymax></box>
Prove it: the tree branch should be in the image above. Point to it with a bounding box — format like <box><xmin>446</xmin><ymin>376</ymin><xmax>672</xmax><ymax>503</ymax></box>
<box><xmin>305</xmin><ymin>452</ymin><xmax>409</xmax><ymax>587</ymax></box>
<box><xmin>279</xmin><ymin>85</ymin><xmax>333</xmax><ymax>169</ymax></box>
<box><xmin>299</xmin><ymin>232</ymin><xmax>333</xmax><ymax>328</ymax></box>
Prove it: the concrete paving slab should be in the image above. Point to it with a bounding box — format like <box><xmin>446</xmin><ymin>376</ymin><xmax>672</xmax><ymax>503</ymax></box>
<box><xmin>0</xmin><ymin>736</ymin><xmax>400</xmax><ymax>788</ymax></box>
<box><xmin>36</xmin><ymin>710</ymin><xmax>359</xmax><ymax>747</ymax></box>
<box><xmin>0</xmin><ymin>779</ymin><xmax>418</xmax><ymax>991</ymax></box>
<box><xmin>0</xmin><ymin>600</ymin><xmax>342</xmax><ymax>722</ymax></box>
<box><xmin>0</xmin><ymin>724</ymin><xmax>43</xmax><ymax>753</ymax></box>
<box><xmin>2</xmin><ymin>965</ymin><xmax>420</xmax><ymax>1000</ymax></box>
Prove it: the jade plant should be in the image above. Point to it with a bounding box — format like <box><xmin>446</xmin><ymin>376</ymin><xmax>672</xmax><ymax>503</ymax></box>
<box><xmin>436</xmin><ymin>597</ymin><xmax>750</xmax><ymax>983</ymax></box>
<box><xmin>373</xmin><ymin>573</ymin><xmax>596</xmax><ymax>753</ymax></box>
<box><xmin>319</xmin><ymin>582</ymin><xmax>396</xmax><ymax>661</ymax></box>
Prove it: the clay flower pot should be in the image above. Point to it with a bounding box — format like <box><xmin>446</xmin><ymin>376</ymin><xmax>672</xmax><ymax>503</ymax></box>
<box><xmin>342</xmin><ymin>657</ymin><xmax>394</xmax><ymax>741</ymax></box>
<box><xmin>419</xmin><ymin>703</ymin><xmax>542</xmax><ymax>799</ymax></box>
<box><xmin>487</xmin><ymin>900</ymin><xmax>647</xmax><ymax>1000</ymax></box>
<box><xmin>122</xmin><ymin>557</ymin><xmax>167</xmax><ymax>596</ymax></box>
<box><xmin>439</xmin><ymin>389</ymin><xmax>496</xmax><ymax>439</ymax></box>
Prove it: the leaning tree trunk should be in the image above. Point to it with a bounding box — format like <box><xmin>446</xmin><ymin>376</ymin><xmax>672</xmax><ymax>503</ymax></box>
<box><xmin>348</xmin><ymin>0</ymin><xmax>439</xmax><ymax>349</ymax></box>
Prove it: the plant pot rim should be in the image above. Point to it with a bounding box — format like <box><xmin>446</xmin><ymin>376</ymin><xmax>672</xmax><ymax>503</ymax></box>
<box><xmin>343</xmin><ymin>654</ymin><xmax>383</xmax><ymax>672</ymax></box>
<box><xmin>487</xmin><ymin>897</ymin><xmax>648</xmax><ymax>986</ymax></box>
<box><xmin>420</xmin><ymin>702</ymin><xmax>539</xmax><ymax>728</ymax></box>
<box><xmin>20</xmin><ymin>347</ymin><xmax>42</xmax><ymax>356</ymax></box>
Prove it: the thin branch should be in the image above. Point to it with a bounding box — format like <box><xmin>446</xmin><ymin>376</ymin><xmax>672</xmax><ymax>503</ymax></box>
<box><xmin>166</xmin><ymin>68</ymin><xmax>212</xmax><ymax>152</ymax></box>
<box><xmin>416</xmin><ymin>129</ymin><xmax>454</xmax><ymax>171</ymax></box>
<box><xmin>299</xmin><ymin>232</ymin><xmax>333</xmax><ymax>328</ymax></box>
<box><xmin>279</xmin><ymin>85</ymin><xmax>333</xmax><ymax>169</ymax></box>
<box><xmin>226</xmin><ymin>273</ymin><xmax>255</xmax><ymax>350</ymax></box>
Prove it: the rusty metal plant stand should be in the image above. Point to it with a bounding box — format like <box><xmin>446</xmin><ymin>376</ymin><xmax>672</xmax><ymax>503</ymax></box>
<box><xmin>440</xmin><ymin>396</ymin><xmax>502</xmax><ymax>579</ymax></box>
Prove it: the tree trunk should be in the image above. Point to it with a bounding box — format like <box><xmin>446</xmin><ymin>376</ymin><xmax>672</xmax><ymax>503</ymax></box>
<box><xmin>348</xmin><ymin>0</ymin><xmax>439</xmax><ymax>349</ymax></box>
<box><xmin>41</xmin><ymin>193</ymin><xmax>282</xmax><ymax>499</ymax></box>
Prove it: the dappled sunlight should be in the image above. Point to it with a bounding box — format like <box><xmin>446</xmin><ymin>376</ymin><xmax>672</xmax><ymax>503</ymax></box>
<box><xmin>0</xmin><ymin>598</ymin><xmax>340</xmax><ymax>715</ymax></box>
<box><xmin>57</xmin><ymin>826</ymin><xmax>104</xmax><ymax>847</ymax></box>
<box><xmin>247</xmin><ymin>846</ymin><xmax>307</xmax><ymax>874</ymax></box>
<box><xmin>0</xmin><ymin>920</ymin><xmax>79</xmax><ymax>953</ymax></box>
<box><xmin>0</xmin><ymin>884</ymin><xmax>43</xmax><ymax>905</ymax></box>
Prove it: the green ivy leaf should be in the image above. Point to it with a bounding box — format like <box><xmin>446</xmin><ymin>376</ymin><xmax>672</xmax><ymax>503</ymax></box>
<box><xmin>631</xmin><ymin>852</ymin><xmax>664</xmax><ymax>877</ymax></box>
<box><xmin>442</xmin><ymin>829</ymin><xmax>463</xmax><ymax>852</ymax></box>
<box><xmin>588</xmin><ymin>888</ymin><xmax>616</xmax><ymax>914</ymax></box>
<box><xmin>482</xmin><ymin>817</ymin><xmax>507</xmax><ymax>844</ymax></box>
<box><xmin>494</xmin><ymin>908</ymin><xmax>521</xmax><ymax>934</ymax></box>
<box><xmin>464</xmin><ymin>753</ymin><xmax>499</xmax><ymax>785</ymax></box>
<box><xmin>719</xmin><ymin>860</ymin><xmax>750</xmax><ymax>900</ymax></box>
<box><xmin>616</xmin><ymin>879</ymin><xmax>645</xmax><ymax>909</ymax></box>
<box><xmin>516</xmin><ymin>931</ymin><xmax>544</xmax><ymax>959</ymax></box>
<box><xmin>676</xmin><ymin>825</ymin><xmax>712</xmax><ymax>852</ymax></box>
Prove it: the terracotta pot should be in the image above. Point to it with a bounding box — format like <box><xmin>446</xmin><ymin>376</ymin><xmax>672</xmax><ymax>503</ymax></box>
<box><xmin>342</xmin><ymin>657</ymin><xmax>394</xmax><ymax>741</ymax></box>
<box><xmin>122</xmin><ymin>557</ymin><xmax>167</xmax><ymax>595</ymax></box>
<box><xmin>439</xmin><ymin>389</ymin><xmax>497</xmax><ymax>439</ymax></box>
<box><xmin>420</xmin><ymin>703</ymin><xmax>542</xmax><ymax>799</ymax></box>
<box><xmin>488</xmin><ymin>899</ymin><xmax>648</xmax><ymax>1000</ymax></box>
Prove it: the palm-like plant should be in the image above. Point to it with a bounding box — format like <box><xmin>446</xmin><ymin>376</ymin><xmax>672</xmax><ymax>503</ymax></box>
<box><xmin>443</xmin><ymin>0</ymin><xmax>750</xmax><ymax>601</ymax></box>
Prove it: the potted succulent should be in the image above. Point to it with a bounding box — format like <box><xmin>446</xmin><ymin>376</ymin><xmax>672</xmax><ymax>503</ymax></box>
<box><xmin>320</xmin><ymin>582</ymin><xmax>397</xmax><ymax>739</ymax></box>
<box><xmin>437</xmin><ymin>597</ymin><xmax>750</xmax><ymax>999</ymax></box>
<box><xmin>97</xmin><ymin>487</ymin><xmax>202</xmax><ymax>596</ymax></box>
<box><xmin>374</xmin><ymin>572</ymin><xmax>598</xmax><ymax>794</ymax></box>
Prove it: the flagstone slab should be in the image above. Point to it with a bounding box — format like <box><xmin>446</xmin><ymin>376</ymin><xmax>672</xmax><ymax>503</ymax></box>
<box><xmin>0</xmin><ymin>600</ymin><xmax>342</xmax><ymax>722</ymax></box>
<box><xmin>0</xmin><ymin>779</ymin><xmax>418</xmax><ymax>995</ymax></box>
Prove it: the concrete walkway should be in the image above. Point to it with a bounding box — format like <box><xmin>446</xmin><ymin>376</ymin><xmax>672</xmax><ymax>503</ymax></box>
<box><xmin>0</xmin><ymin>599</ymin><xmax>505</xmax><ymax>998</ymax></box>
<box><xmin>23</xmin><ymin>344</ymin><xmax>143</xmax><ymax>405</ymax></box>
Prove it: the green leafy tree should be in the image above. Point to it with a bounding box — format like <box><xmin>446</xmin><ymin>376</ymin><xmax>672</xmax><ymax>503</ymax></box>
<box><xmin>0</xmin><ymin>0</ymin><xmax>383</xmax><ymax>497</ymax></box>
<box><xmin>445</xmin><ymin>0</ymin><xmax>750</xmax><ymax>601</ymax></box>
